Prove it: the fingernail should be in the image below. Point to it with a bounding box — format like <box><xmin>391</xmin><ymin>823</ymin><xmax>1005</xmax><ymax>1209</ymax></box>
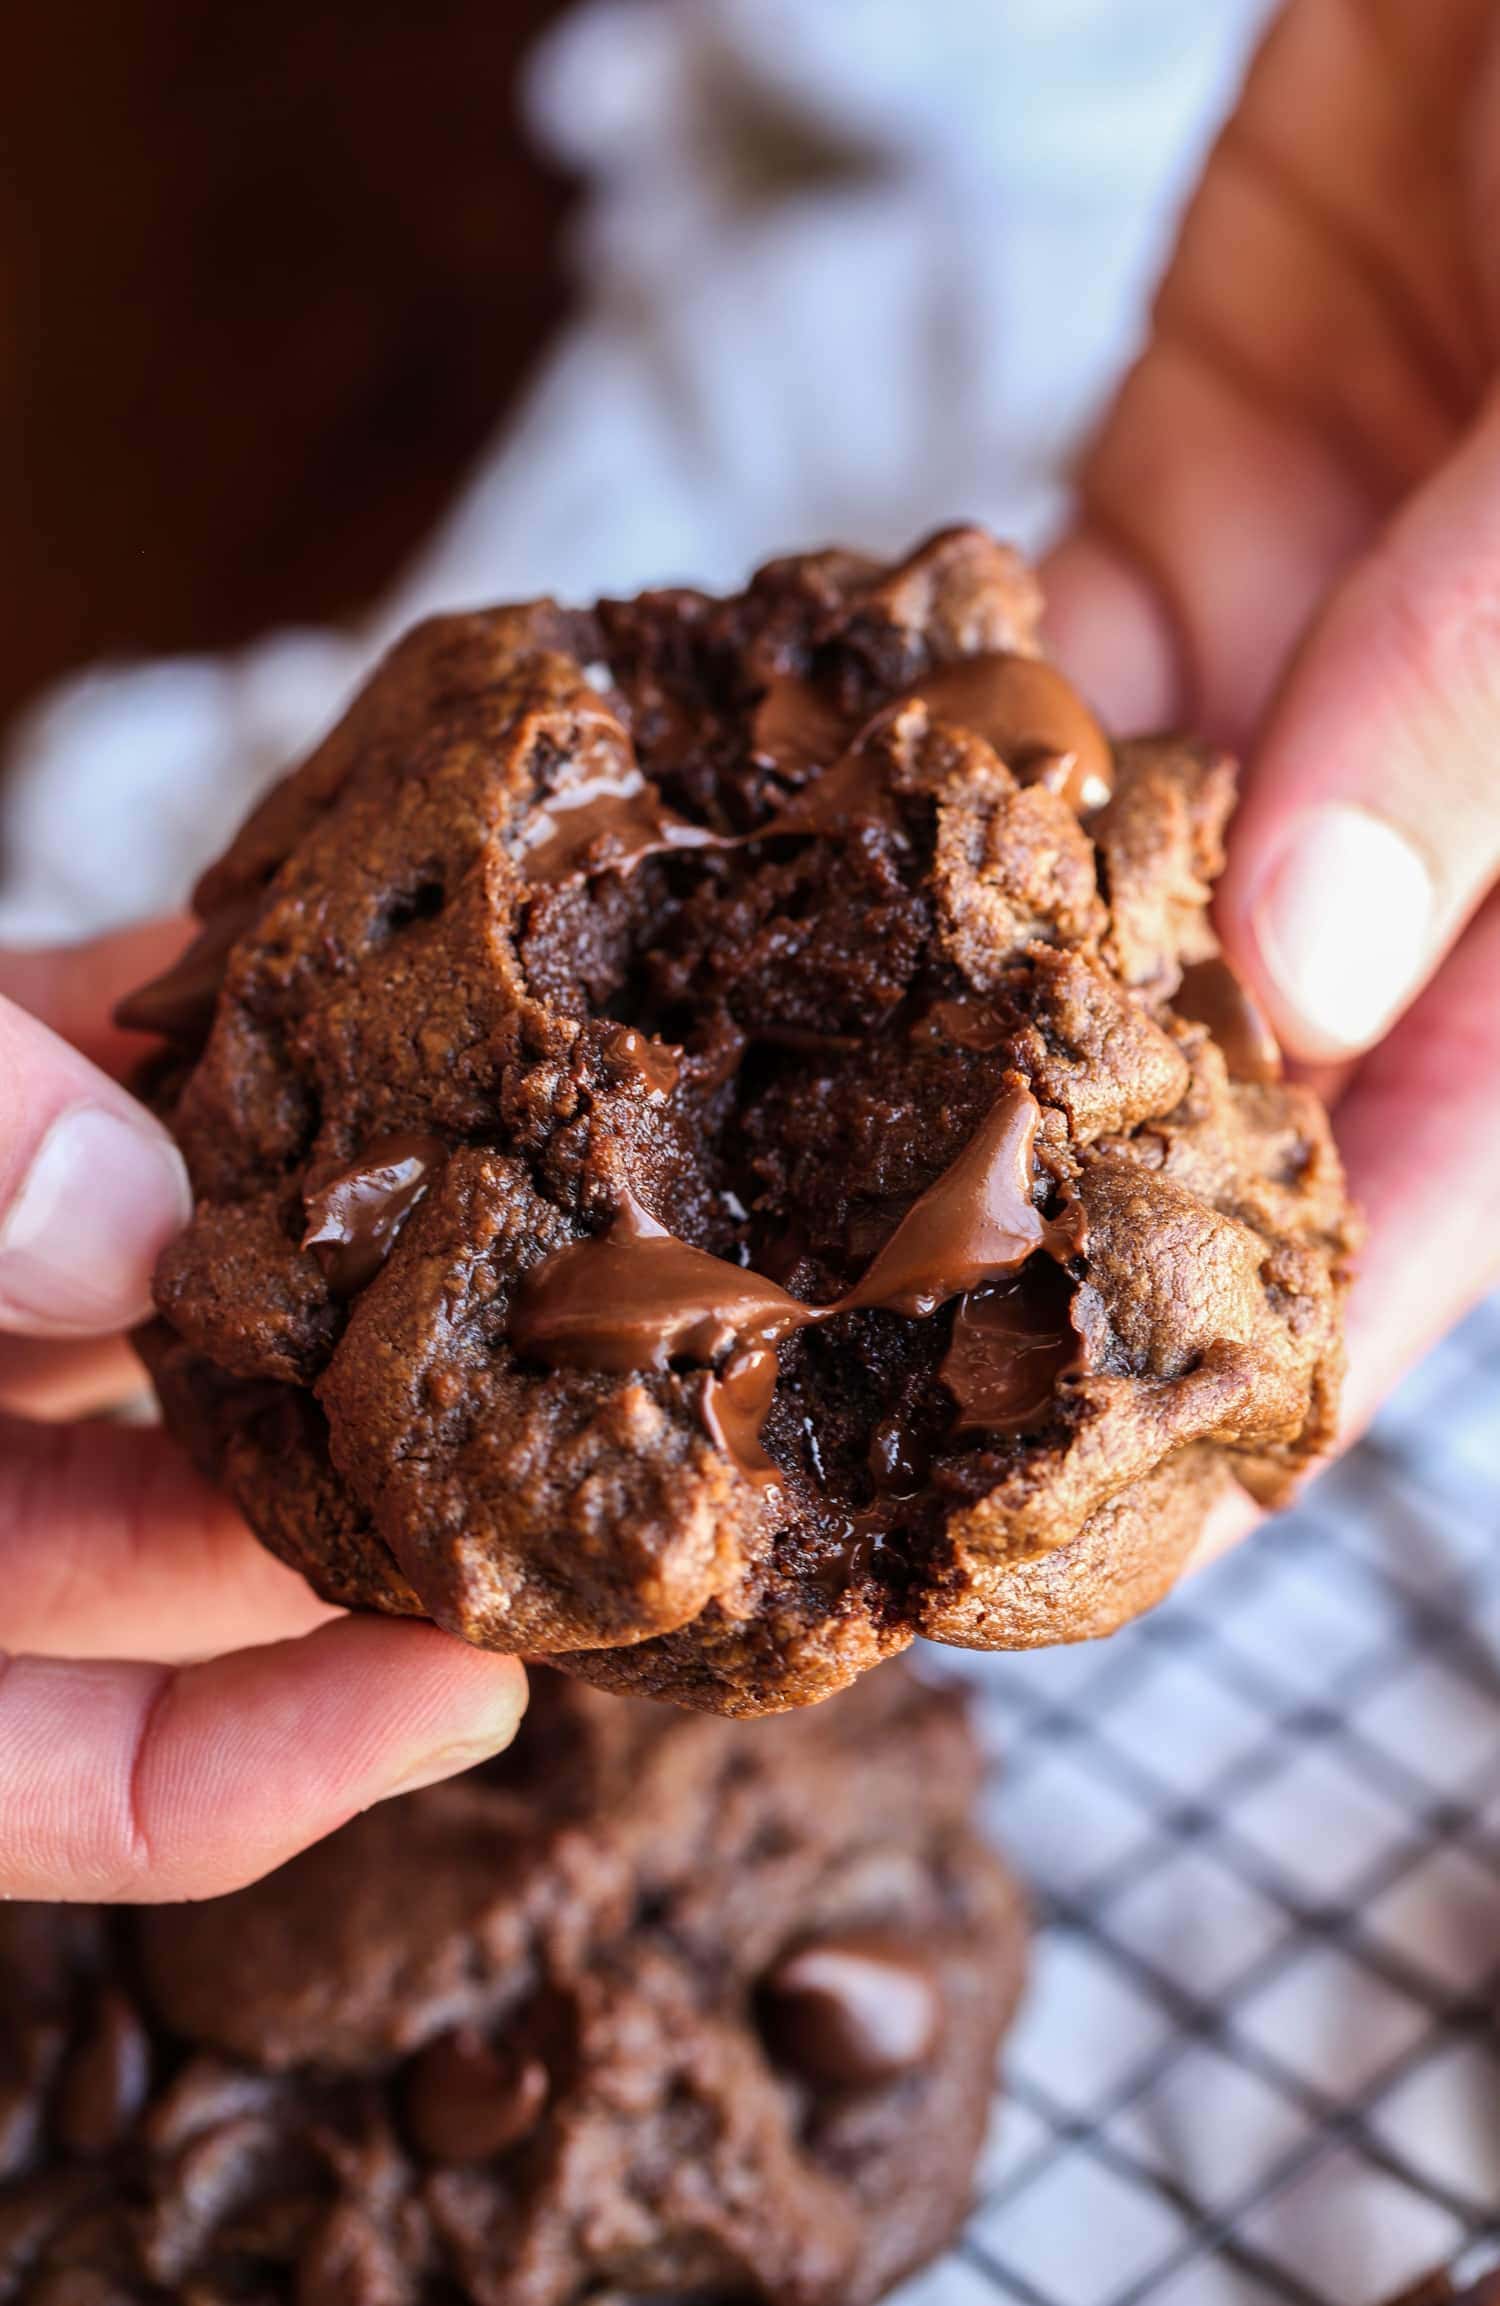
<box><xmin>0</xmin><ymin>1104</ymin><xmax>192</xmax><ymax>1335</ymax></box>
<box><xmin>383</xmin><ymin>1675</ymin><xmax>529</xmax><ymax>1799</ymax></box>
<box><xmin>1249</xmin><ymin>804</ymin><xmax>1435</xmax><ymax>1057</ymax></box>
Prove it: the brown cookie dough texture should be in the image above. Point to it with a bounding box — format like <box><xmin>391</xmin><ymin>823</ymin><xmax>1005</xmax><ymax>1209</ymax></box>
<box><xmin>0</xmin><ymin>1666</ymin><xmax>1024</xmax><ymax>2306</ymax></box>
<box><xmin>127</xmin><ymin>526</ymin><xmax>1357</xmax><ymax>1714</ymax></box>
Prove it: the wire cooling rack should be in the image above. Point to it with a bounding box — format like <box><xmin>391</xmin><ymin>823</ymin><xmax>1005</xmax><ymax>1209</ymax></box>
<box><xmin>901</xmin><ymin>1294</ymin><xmax>1500</xmax><ymax>2306</ymax></box>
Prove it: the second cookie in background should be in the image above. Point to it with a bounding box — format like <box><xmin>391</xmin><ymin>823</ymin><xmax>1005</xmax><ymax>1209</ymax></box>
<box><xmin>0</xmin><ymin>1663</ymin><xmax>1025</xmax><ymax>2306</ymax></box>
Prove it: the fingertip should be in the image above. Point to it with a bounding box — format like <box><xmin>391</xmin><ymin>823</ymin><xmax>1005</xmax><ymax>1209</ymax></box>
<box><xmin>0</xmin><ymin>1091</ymin><xmax>191</xmax><ymax>1340</ymax></box>
<box><xmin>338</xmin><ymin>1617</ymin><xmax>532</xmax><ymax>1803</ymax></box>
<box><xmin>1220</xmin><ymin>802</ymin><xmax>1437</xmax><ymax>1063</ymax></box>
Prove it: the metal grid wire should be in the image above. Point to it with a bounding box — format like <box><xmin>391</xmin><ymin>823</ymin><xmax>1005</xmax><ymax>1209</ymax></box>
<box><xmin>900</xmin><ymin>1294</ymin><xmax>1500</xmax><ymax>2306</ymax></box>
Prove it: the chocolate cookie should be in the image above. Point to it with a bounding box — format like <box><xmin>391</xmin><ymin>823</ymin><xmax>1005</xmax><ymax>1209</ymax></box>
<box><xmin>124</xmin><ymin>526</ymin><xmax>1357</xmax><ymax>1712</ymax></box>
<box><xmin>0</xmin><ymin>1665</ymin><xmax>1024</xmax><ymax>2306</ymax></box>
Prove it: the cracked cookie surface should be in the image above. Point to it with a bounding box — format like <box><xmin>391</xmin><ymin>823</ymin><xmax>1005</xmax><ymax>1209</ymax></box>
<box><xmin>0</xmin><ymin>1665</ymin><xmax>1023</xmax><ymax>2306</ymax></box>
<box><xmin>126</xmin><ymin>527</ymin><xmax>1357</xmax><ymax>1713</ymax></box>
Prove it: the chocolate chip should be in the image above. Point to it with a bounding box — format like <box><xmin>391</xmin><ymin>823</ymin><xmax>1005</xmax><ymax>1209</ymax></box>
<box><xmin>758</xmin><ymin>1931</ymin><xmax>940</xmax><ymax>2089</ymax></box>
<box><xmin>54</xmin><ymin>1990</ymin><xmax>151</xmax><ymax>2156</ymax></box>
<box><xmin>301</xmin><ymin>1134</ymin><xmax>448</xmax><ymax>1298</ymax></box>
<box><xmin>403</xmin><ymin>2028</ymin><xmax>548</xmax><ymax>2165</ymax></box>
<box><xmin>1172</xmin><ymin>954</ymin><xmax>1282</xmax><ymax>1085</ymax></box>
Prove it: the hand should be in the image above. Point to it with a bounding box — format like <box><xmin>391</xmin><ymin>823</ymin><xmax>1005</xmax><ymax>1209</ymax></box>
<box><xmin>0</xmin><ymin>923</ymin><xmax>527</xmax><ymax>1902</ymax></box>
<box><xmin>1044</xmin><ymin>0</ymin><xmax>1500</xmax><ymax>1554</ymax></box>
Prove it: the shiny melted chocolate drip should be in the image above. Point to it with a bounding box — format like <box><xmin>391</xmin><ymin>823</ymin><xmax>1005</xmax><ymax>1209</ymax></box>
<box><xmin>838</xmin><ymin>1085</ymin><xmax>1072</xmax><ymax>1316</ymax></box>
<box><xmin>509</xmin><ymin>1192</ymin><xmax>810</xmax><ymax>1377</ymax></box>
<box><xmin>700</xmin><ymin>1345</ymin><xmax>784</xmax><ymax>1489</ymax></box>
<box><xmin>114</xmin><ymin>896</ymin><xmax>262</xmax><ymax>1044</ymax></box>
<box><xmin>897</xmin><ymin>652</ymin><xmax>1114</xmax><ymax>813</ymax></box>
<box><xmin>758</xmin><ymin>1932</ymin><xmax>941</xmax><ymax>2089</ymax></box>
<box><xmin>520</xmin><ymin>758</ymin><xmax>723</xmax><ymax>883</ymax></box>
<box><xmin>756</xmin><ymin>725</ymin><xmax>906</xmax><ymax>838</ymax></box>
<box><xmin>1173</xmin><ymin>955</ymin><xmax>1283</xmax><ymax>1085</ymax></box>
<box><xmin>510</xmin><ymin>1083</ymin><xmax>1086</xmax><ymax>1490</ymax></box>
<box><xmin>530</xmin><ymin>644</ymin><xmax>1112</xmax><ymax>894</ymax></box>
<box><xmin>750</xmin><ymin>668</ymin><xmax>854</xmax><ymax>778</ymax></box>
<box><xmin>750</xmin><ymin>649</ymin><xmax>1115</xmax><ymax>814</ymax></box>
<box><xmin>813</xmin><ymin>1510</ymin><xmax>907</xmax><ymax>1597</ymax></box>
<box><xmin>302</xmin><ymin>1133</ymin><xmax>449</xmax><ymax>1298</ymax></box>
<box><xmin>941</xmin><ymin>1261</ymin><xmax>1084</xmax><ymax>1435</ymax></box>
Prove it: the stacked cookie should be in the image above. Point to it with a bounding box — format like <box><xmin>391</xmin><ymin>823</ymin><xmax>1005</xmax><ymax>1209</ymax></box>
<box><xmin>0</xmin><ymin>1667</ymin><xmax>1023</xmax><ymax>2305</ymax></box>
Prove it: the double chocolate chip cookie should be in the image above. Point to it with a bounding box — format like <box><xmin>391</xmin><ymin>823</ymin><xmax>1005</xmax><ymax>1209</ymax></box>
<box><xmin>125</xmin><ymin>526</ymin><xmax>1357</xmax><ymax>1713</ymax></box>
<box><xmin>0</xmin><ymin>1665</ymin><xmax>1024</xmax><ymax>2306</ymax></box>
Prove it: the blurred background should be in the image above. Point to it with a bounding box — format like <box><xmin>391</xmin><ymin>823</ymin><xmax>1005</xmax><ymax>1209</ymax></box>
<box><xmin>0</xmin><ymin>0</ymin><xmax>574</xmax><ymax>735</ymax></box>
<box><xmin>0</xmin><ymin>0</ymin><xmax>1274</xmax><ymax>936</ymax></box>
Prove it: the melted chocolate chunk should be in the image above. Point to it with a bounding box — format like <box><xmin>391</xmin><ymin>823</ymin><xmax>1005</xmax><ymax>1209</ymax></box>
<box><xmin>403</xmin><ymin>2028</ymin><xmax>548</xmax><ymax>2165</ymax></box>
<box><xmin>750</xmin><ymin>669</ymin><xmax>854</xmax><ymax>778</ymax></box>
<box><xmin>510</xmin><ymin>1193</ymin><xmax>810</xmax><ymax>1376</ymax></box>
<box><xmin>912</xmin><ymin>996</ymin><xmax>1010</xmax><ymax>1054</ymax></box>
<box><xmin>941</xmin><ymin>1263</ymin><xmax>1084</xmax><ymax>1436</ymax></box>
<box><xmin>701</xmin><ymin>1346</ymin><xmax>784</xmax><ymax>1489</ymax></box>
<box><xmin>114</xmin><ymin>897</ymin><xmax>261</xmax><ymax>1044</ymax></box>
<box><xmin>813</xmin><ymin>1514</ymin><xmax>907</xmax><ymax>1597</ymax></box>
<box><xmin>302</xmin><ymin>1134</ymin><xmax>448</xmax><ymax>1298</ymax></box>
<box><xmin>750</xmin><ymin>651</ymin><xmax>1114</xmax><ymax>814</ymax></box>
<box><xmin>840</xmin><ymin>1085</ymin><xmax>1075</xmax><ymax>1316</ymax></box>
<box><xmin>759</xmin><ymin>1932</ymin><xmax>940</xmax><ymax>2090</ymax></box>
<box><xmin>521</xmin><ymin>705</ymin><xmax>722</xmax><ymax>883</ymax></box>
<box><xmin>868</xmin><ymin>1415</ymin><xmax>929</xmax><ymax>1497</ymax></box>
<box><xmin>529</xmin><ymin>644</ymin><xmax>1108</xmax><ymax>906</ymax></box>
<box><xmin>758</xmin><ymin>726</ymin><xmax>907</xmax><ymax>839</ymax></box>
<box><xmin>511</xmin><ymin>1085</ymin><xmax>1084</xmax><ymax>1475</ymax></box>
<box><xmin>1173</xmin><ymin>955</ymin><xmax>1282</xmax><ymax>1084</ymax></box>
<box><xmin>898</xmin><ymin>652</ymin><xmax>1114</xmax><ymax>813</ymax></box>
<box><xmin>602</xmin><ymin>1024</ymin><xmax>682</xmax><ymax>1102</ymax></box>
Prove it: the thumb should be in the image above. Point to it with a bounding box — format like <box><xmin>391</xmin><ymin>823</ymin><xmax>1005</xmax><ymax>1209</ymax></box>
<box><xmin>0</xmin><ymin>994</ymin><xmax>190</xmax><ymax>1337</ymax></box>
<box><xmin>1217</xmin><ymin>391</ymin><xmax>1500</xmax><ymax>1060</ymax></box>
